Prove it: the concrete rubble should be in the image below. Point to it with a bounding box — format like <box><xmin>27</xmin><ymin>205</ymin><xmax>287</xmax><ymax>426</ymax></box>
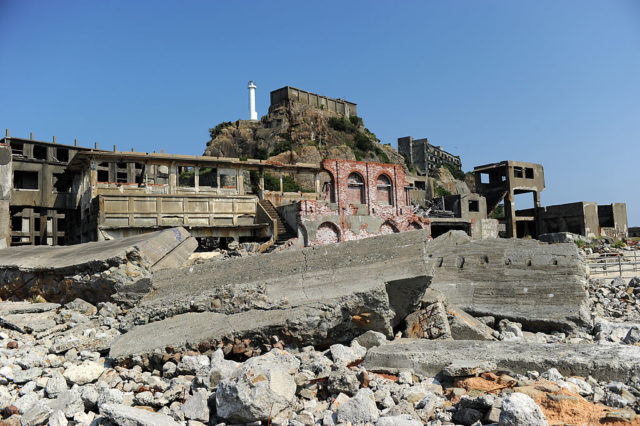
<box><xmin>0</xmin><ymin>227</ymin><xmax>197</xmax><ymax>305</ymax></box>
<box><xmin>0</xmin><ymin>227</ymin><xmax>638</xmax><ymax>424</ymax></box>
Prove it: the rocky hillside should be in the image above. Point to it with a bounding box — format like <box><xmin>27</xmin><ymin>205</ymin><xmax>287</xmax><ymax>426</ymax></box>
<box><xmin>203</xmin><ymin>101</ymin><xmax>404</xmax><ymax>167</ymax></box>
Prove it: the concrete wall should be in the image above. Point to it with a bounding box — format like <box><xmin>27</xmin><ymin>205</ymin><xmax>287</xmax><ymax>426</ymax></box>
<box><xmin>398</xmin><ymin>136</ymin><xmax>461</xmax><ymax>174</ymax></box>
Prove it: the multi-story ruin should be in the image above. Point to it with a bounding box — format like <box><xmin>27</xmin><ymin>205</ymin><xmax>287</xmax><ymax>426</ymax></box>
<box><xmin>0</xmin><ymin>134</ymin><xmax>94</xmax><ymax>248</ymax></box>
<box><xmin>397</xmin><ymin>136</ymin><xmax>461</xmax><ymax>175</ymax></box>
<box><xmin>269</xmin><ymin>86</ymin><xmax>357</xmax><ymax>116</ymax></box>
<box><xmin>474</xmin><ymin>160</ymin><xmax>628</xmax><ymax>239</ymax></box>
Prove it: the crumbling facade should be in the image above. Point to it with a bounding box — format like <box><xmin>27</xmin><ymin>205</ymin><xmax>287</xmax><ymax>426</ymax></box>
<box><xmin>278</xmin><ymin>159</ymin><xmax>429</xmax><ymax>245</ymax></box>
<box><xmin>397</xmin><ymin>136</ymin><xmax>461</xmax><ymax>175</ymax></box>
<box><xmin>0</xmin><ymin>135</ymin><xmax>92</xmax><ymax>248</ymax></box>
<box><xmin>429</xmin><ymin>193</ymin><xmax>498</xmax><ymax>239</ymax></box>
<box><xmin>269</xmin><ymin>86</ymin><xmax>357</xmax><ymax>116</ymax></box>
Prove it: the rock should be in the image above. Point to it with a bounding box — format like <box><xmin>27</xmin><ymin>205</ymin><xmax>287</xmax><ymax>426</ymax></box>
<box><xmin>624</xmin><ymin>326</ymin><xmax>640</xmax><ymax>344</ymax></box>
<box><xmin>48</xmin><ymin>410</ymin><xmax>68</xmax><ymax>426</ymax></box>
<box><xmin>13</xmin><ymin>367</ymin><xmax>42</xmax><ymax>384</ymax></box>
<box><xmin>46</xmin><ymin>390</ymin><xmax>84</xmax><ymax>418</ymax></box>
<box><xmin>208</xmin><ymin>349</ymin><xmax>240</xmax><ymax>388</ymax></box>
<box><xmin>50</xmin><ymin>325</ymin><xmax>120</xmax><ymax>354</ymax></box>
<box><xmin>376</xmin><ymin>414</ymin><xmax>422</xmax><ymax>426</ymax></box>
<box><xmin>181</xmin><ymin>390</ymin><xmax>210</xmax><ymax>422</ymax></box>
<box><xmin>453</xmin><ymin>407</ymin><xmax>484</xmax><ymax>425</ymax></box>
<box><xmin>447</xmin><ymin>304</ymin><xmax>497</xmax><ymax>341</ymax></box>
<box><xmin>215</xmin><ymin>349</ymin><xmax>300</xmax><ymax>422</ymax></box>
<box><xmin>97</xmin><ymin>388</ymin><xmax>124</xmax><ymax>407</ymax></box>
<box><xmin>14</xmin><ymin>392</ymin><xmax>39</xmax><ymax>414</ymax></box>
<box><xmin>336</xmin><ymin>388</ymin><xmax>379</xmax><ymax>424</ymax></box>
<box><xmin>63</xmin><ymin>360</ymin><xmax>104</xmax><ymax>385</ymax></box>
<box><xmin>354</xmin><ymin>330</ymin><xmax>387</xmax><ymax>349</ymax></box>
<box><xmin>327</xmin><ymin>367</ymin><xmax>360</xmax><ymax>396</ymax></box>
<box><xmin>100</xmin><ymin>402</ymin><xmax>180</xmax><ymax>426</ymax></box>
<box><xmin>329</xmin><ymin>342</ymin><xmax>366</xmax><ymax>367</ymax></box>
<box><xmin>499</xmin><ymin>392</ymin><xmax>548</xmax><ymax>426</ymax></box>
<box><xmin>177</xmin><ymin>355</ymin><xmax>210</xmax><ymax>375</ymax></box>
<box><xmin>162</xmin><ymin>361</ymin><xmax>177</xmax><ymax>378</ymax></box>
<box><xmin>405</xmin><ymin>301</ymin><xmax>451</xmax><ymax>339</ymax></box>
<box><xmin>541</xmin><ymin>367</ymin><xmax>563</xmax><ymax>382</ymax></box>
<box><xmin>20</xmin><ymin>401</ymin><xmax>52</xmax><ymax>426</ymax></box>
<box><xmin>45</xmin><ymin>371</ymin><xmax>68</xmax><ymax>398</ymax></box>
<box><xmin>64</xmin><ymin>298</ymin><xmax>98</xmax><ymax>316</ymax></box>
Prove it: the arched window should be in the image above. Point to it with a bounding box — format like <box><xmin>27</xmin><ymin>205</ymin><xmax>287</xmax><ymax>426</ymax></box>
<box><xmin>376</xmin><ymin>174</ymin><xmax>393</xmax><ymax>206</ymax></box>
<box><xmin>347</xmin><ymin>172</ymin><xmax>365</xmax><ymax>204</ymax></box>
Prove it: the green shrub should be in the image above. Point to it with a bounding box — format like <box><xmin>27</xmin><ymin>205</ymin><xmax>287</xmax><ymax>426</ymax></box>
<box><xmin>612</xmin><ymin>240</ymin><xmax>627</xmax><ymax>248</ymax></box>
<box><xmin>264</xmin><ymin>173</ymin><xmax>306</xmax><ymax>192</ymax></box>
<box><xmin>255</xmin><ymin>148</ymin><xmax>269</xmax><ymax>160</ymax></box>
<box><xmin>209</xmin><ymin>121</ymin><xmax>233</xmax><ymax>139</ymax></box>
<box><xmin>270</xmin><ymin>140</ymin><xmax>291</xmax><ymax>157</ymax></box>
<box><xmin>443</xmin><ymin>162</ymin><xmax>466</xmax><ymax>181</ymax></box>
<box><xmin>349</xmin><ymin>115</ymin><xmax>363</xmax><ymax>127</ymax></box>
<box><xmin>434</xmin><ymin>184</ymin><xmax>451</xmax><ymax>197</ymax></box>
<box><xmin>490</xmin><ymin>204</ymin><xmax>505</xmax><ymax>219</ymax></box>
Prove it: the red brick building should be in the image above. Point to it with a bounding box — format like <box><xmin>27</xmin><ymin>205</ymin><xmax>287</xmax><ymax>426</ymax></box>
<box><xmin>280</xmin><ymin>159</ymin><xmax>430</xmax><ymax>246</ymax></box>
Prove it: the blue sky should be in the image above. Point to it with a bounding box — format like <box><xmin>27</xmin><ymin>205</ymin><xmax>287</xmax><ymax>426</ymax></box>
<box><xmin>1</xmin><ymin>1</ymin><xmax>639</xmax><ymax>225</ymax></box>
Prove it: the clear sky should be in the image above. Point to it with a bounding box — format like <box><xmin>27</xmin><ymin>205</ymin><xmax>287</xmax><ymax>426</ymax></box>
<box><xmin>1</xmin><ymin>1</ymin><xmax>639</xmax><ymax>225</ymax></box>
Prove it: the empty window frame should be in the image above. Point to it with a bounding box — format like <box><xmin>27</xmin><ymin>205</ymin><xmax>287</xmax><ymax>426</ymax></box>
<box><xmin>525</xmin><ymin>168</ymin><xmax>534</xmax><ymax>179</ymax></box>
<box><xmin>14</xmin><ymin>170</ymin><xmax>39</xmax><ymax>189</ymax></box>
<box><xmin>346</xmin><ymin>172</ymin><xmax>365</xmax><ymax>204</ymax></box>
<box><xmin>33</xmin><ymin>145</ymin><xmax>47</xmax><ymax>160</ymax></box>
<box><xmin>513</xmin><ymin>166</ymin><xmax>524</xmax><ymax>178</ymax></box>
<box><xmin>480</xmin><ymin>173</ymin><xmax>490</xmax><ymax>184</ymax></box>
<box><xmin>198</xmin><ymin>167</ymin><xmax>218</xmax><ymax>188</ymax></box>
<box><xmin>219</xmin><ymin>169</ymin><xmax>237</xmax><ymax>189</ymax></box>
<box><xmin>55</xmin><ymin>148</ymin><xmax>69</xmax><ymax>162</ymax></box>
<box><xmin>376</xmin><ymin>174</ymin><xmax>393</xmax><ymax>206</ymax></box>
<box><xmin>468</xmin><ymin>199</ymin><xmax>480</xmax><ymax>212</ymax></box>
<box><xmin>10</xmin><ymin>141</ymin><xmax>24</xmax><ymax>156</ymax></box>
<box><xmin>178</xmin><ymin>166</ymin><xmax>196</xmax><ymax>187</ymax></box>
<box><xmin>52</xmin><ymin>173</ymin><xmax>71</xmax><ymax>192</ymax></box>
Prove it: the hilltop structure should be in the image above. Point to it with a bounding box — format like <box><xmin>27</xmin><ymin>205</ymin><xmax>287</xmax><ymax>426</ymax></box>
<box><xmin>398</xmin><ymin>135</ymin><xmax>461</xmax><ymax>175</ymax></box>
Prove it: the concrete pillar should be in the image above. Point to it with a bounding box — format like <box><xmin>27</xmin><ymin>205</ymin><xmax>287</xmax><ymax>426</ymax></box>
<box><xmin>279</xmin><ymin>172</ymin><xmax>283</xmax><ymax>193</ymax></box>
<box><xmin>533</xmin><ymin>191</ymin><xmax>542</xmax><ymax>238</ymax></box>
<box><xmin>169</xmin><ymin>163</ymin><xmax>177</xmax><ymax>195</ymax></box>
<box><xmin>0</xmin><ymin>145</ymin><xmax>12</xmax><ymax>248</ymax></box>
<box><xmin>259</xmin><ymin>168</ymin><xmax>265</xmax><ymax>200</ymax></box>
<box><xmin>237</xmin><ymin>169</ymin><xmax>244</xmax><ymax>194</ymax></box>
<box><xmin>314</xmin><ymin>173</ymin><xmax>320</xmax><ymax>193</ymax></box>
<box><xmin>194</xmin><ymin>168</ymin><xmax>200</xmax><ymax>194</ymax></box>
<box><xmin>504</xmin><ymin>191</ymin><xmax>517</xmax><ymax>238</ymax></box>
<box><xmin>89</xmin><ymin>161</ymin><xmax>98</xmax><ymax>199</ymax></box>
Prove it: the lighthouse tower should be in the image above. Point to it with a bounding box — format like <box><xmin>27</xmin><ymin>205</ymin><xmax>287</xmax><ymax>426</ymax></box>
<box><xmin>248</xmin><ymin>81</ymin><xmax>258</xmax><ymax>121</ymax></box>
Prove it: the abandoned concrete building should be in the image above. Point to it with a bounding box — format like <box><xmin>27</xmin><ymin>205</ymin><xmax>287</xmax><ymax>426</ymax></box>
<box><xmin>428</xmin><ymin>193</ymin><xmax>498</xmax><ymax>240</ymax></box>
<box><xmin>397</xmin><ymin>136</ymin><xmax>461</xmax><ymax>175</ymax></box>
<box><xmin>63</xmin><ymin>149</ymin><xmax>322</xmax><ymax>244</ymax></box>
<box><xmin>0</xmin><ymin>134</ymin><xmax>94</xmax><ymax>248</ymax></box>
<box><xmin>278</xmin><ymin>159</ymin><xmax>429</xmax><ymax>245</ymax></box>
<box><xmin>269</xmin><ymin>86</ymin><xmax>357</xmax><ymax>116</ymax></box>
<box><xmin>473</xmin><ymin>160</ymin><xmax>628</xmax><ymax>239</ymax></box>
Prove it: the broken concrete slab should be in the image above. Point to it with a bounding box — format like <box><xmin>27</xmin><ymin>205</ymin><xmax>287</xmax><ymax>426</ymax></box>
<box><xmin>123</xmin><ymin>230</ymin><xmax>588</xmax><ymax>336</ymax></box>
<box><xmin>428</xmin><ymin>234</ymin><xmax>590</xmax><ymax>332</ymax></box>
<box><xmin>0</xmin><ymin>311</ymin><xmax>57</xmax><ymax>334</ymax></box>
<box><xmin>110</xmin><ymin>284</ymin><xmax>401</xmax><ymax>363</ymax></box>
<box><xmin>0</xmin><ymin>227</ymin><xmax>196</xmax><ymax>305</ymax></box>
<box><xmin>363</xmin><ymin>339</ymin><xmax>640</xmax><ymax>382</ymax></box>
<box><xmin>121</xmin><ymin>229</ymin><xmax>434</xmax><ymax>329</ymax></box>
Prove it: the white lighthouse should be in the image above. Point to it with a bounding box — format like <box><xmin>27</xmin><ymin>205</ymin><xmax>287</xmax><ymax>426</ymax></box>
<box><xmin>248</xmin><ymin>81</ymin><xmax>258</xmax><ymax>121</ymax></box>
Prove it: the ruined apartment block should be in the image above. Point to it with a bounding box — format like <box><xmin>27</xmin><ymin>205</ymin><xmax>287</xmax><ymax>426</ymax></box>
<box><xmin>397</xmin><ymin>136</ymin><xmax>461</xmax><ymax>175</ymax></box>
<box><xmin>277</xmin><ymin>159</ymin><xmax>429</xmax><ymax>246</ymax></box>
<box><xmin>0</xmin><ymin>135</ymin><xmax>93</xmax><ymax>248</ymax></box>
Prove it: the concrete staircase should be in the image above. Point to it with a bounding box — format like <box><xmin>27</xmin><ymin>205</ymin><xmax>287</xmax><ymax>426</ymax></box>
<box><xmin>259</xmin><ymin>200</ymin><xmax>296</xmax><ymax>246</ymax></box>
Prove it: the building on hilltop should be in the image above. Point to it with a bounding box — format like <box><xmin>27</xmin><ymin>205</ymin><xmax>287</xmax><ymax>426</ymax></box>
<box><xmin>269</xmin><ymin>86</ymin><xmax>357</xmax><ymax>116</ymax></box>
<box><xmin>397</xmin><ymin>136</ymin><xmax>461</xmax><ymax>176</ymax></box>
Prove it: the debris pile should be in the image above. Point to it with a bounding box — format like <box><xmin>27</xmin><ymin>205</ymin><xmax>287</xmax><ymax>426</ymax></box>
<box><xmin>0</xmin><ymin>227</ymin><xmax>638</xmax><ymax>424</ymax></box>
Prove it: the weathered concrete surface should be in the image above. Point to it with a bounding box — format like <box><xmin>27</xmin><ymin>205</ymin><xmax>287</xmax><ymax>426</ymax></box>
<box><xmin>111</xmin><ymin>280</ymin><xmax>425</xmax><ymax>362</ymax></box>
<box><xmin>112</xmin><ymin>230</ymin><xmax>588</xmax><ymax>362</ymax></box>
<box><xmin>121</xmin><ymin>229</ymin><xmax>435</xmax><ymax>328</ymax></box>
<box><xmin>429</xmin><ymin>235</ymin><xmax>590</xmax><ymax>332</ymax></box>
<box><xmin>363</xmin><ymin>339</ymin><xmax>640</xmax><ymax>382</ymax></box>
<box><xmin>0</xmin><ymin>227</ymin><xmax>196</xmax><ymax>304</ymax></box>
